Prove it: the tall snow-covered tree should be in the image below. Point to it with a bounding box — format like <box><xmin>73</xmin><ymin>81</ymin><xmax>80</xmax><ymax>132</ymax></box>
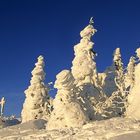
<box><xmin>110</xmin><ymin>48</ymin><xmax>126</xmax><ymax>116</ymax></box>
<box><xmin>21</xmin><ymin>56</ymin><xmax>52</xmax><ymax>123</ymax></box>
<box><xmin>125</xmin><ymin>56</ymin><xmax>135</xmax><ymax>89</ymax></box>
<box><xmin>71</xmin><ymin>18</ymin><xmax>107</xmax><ymax>120</ymax></box>
<box><xmin>47</xmin><ymin>70</ymin><xmax>89</xmax><ymax>130</ymax></box>
<box><xmin>103</xmin><ymin>48</ymin><xmax>125</xmax><ymax>97</ymax></box>
<box><xmin>93</xmin><ymin>48</ymin><xmax>127</xmax><ymax>119</ymax></box>
<box><xmin>113</xmin><ymin>48</ymin><xmax>126</xmax><ymax>97</ymax></box>
<box><xmin>125</xmin><ymin>52</ymin><xmax>140</xmax><ymax>120</ymax></box>
<box><xmin>71</xmin><ymin>17</ymin><xmax>98</xmax><ymax>87</ymax></box>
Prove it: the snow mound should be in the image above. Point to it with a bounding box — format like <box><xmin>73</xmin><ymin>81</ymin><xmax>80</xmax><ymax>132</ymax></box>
<box><xmin>9</xmin><ymin>119</ymin><xmax>47</xmax><ymax>130</ymax></box>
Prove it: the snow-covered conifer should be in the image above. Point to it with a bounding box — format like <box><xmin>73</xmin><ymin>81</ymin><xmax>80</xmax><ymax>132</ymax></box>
<box><xmin>71</xmin><ymin>17</ymin><xmax>98</xmax><ymax>87</ymax></box>
<box><xmin>103</xmin><ymin>48</ymin><xmax>125</xmax><ymax>97</ymax></box>
<box><xmin>47</xmin><ymin>70</ymin><xmax>89</xmax><ymax>130</ymax></box>
<box><xmin>125</xmin><ymin>60</ymin><xmax>140</xmax><ymax>120</ymax></box>
<box><xmin>94</xmin><ymin>48</ymin><xmax>127</xmax><ymax>119</ymax></box>
<box><xmin>0</xmin><ymin>97</ymin><xmax>5</xmax><ymax>117</ymax></box>
<box><xmin>70</xmin><ymin>18</ymin><xmax>108</xmax><ymax>120</ymax></box>
<box><xmin>110</xmin><ymin>48</ymin><xmax>126</xmax><ymax>116</ymax></box>
<box><xmin>21</xmin><ymin>56</ymin><xmax>52</xmax><ymax>123</ymax></box>
<box><xmin>125</xmin><ymin>56</ymin><xmax>135</xmax><ymax>89</ymax></box>
<box><xmin>113</xmin><ymin>48</ymin><xmax>126</xmax><ymax>97</ymax></box>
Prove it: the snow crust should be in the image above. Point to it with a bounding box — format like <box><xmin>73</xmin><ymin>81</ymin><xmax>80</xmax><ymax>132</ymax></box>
<box><xmin>0</xmin><ymin>117</ymin><xmax>140</xmax><ymax>140</ymax></box>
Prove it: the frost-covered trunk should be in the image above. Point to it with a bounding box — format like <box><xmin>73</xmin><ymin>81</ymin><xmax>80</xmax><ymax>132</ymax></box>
<box><xmin>21</xmin><ymin>56</ymin><xmax>52</xmax><ymax>123</ymax></box>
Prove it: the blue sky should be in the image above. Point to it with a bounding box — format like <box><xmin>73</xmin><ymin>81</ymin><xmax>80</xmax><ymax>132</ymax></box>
<box><xmin>0</xmin><ymin>0</ymin><xmax>140</xmax><ymax>116</ymax></box>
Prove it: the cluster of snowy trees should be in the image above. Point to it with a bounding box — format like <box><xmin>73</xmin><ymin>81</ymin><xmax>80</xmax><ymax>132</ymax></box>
<box><xmin>21</xmin><ymin>18</ymin><xmax>140</xmax><ymax>130</ymax></box>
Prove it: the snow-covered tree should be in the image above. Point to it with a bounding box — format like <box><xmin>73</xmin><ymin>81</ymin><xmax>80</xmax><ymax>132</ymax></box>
<box><xmin>125</xmin><ymin>56</ymin><xmax>135</xmax><ymax>89</ymax></box>
<box><xmin>71</xmin><ymin>17</ymin><xmax>98</xmax><ymax>87</ymax></box>
<box><xmin>103</xmin><ymin>48</ymin><xmax>126</xmax><ymax>97</ymax></box>
<box><xmin>93</xmin><ymin>48</ymin><xmax>127</xmax><ymax>119</ymax></box>
<box><xmin>125</xmin><ymin>48</ymin><xmax>140</xmax><ymax>120</ymax></box>
<box><xmin>0</xmin><ymin>97</ymin><xmax>5</xmax><ymax>117</ymax></box>
<box><xmin>125</xmin><ymin>59</ymin><xmax>140</xmax><ymax>119</ymax></box>
<box><xmin>113</xmin><ymin>48</ymin><xmax>126</xmax><ymax>97</ymax></box>
<box><xmin>21</xmin><ymin>56</ymin><xmax>52</xmax><ymax>123</ymax></box>
<box><xmin>70</xmin><ymin>18</ymin><xmax>109</xmax><ymax>121</ymax></box>
<box><xmin>47</xmin><ymin>70</ymin><xmax>89</xmax><ymax>130</ymax></box>
<box><xmin>110</xmin><ymin>48</ymin><xmax>126</xmax><ymax>116</ymax></box>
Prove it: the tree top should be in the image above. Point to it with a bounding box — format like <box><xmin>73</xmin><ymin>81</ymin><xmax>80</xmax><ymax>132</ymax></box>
<box><xmin>89</xmin><ymin>17</ymin><xmax>94</xmax><ymax>25</ymax></box>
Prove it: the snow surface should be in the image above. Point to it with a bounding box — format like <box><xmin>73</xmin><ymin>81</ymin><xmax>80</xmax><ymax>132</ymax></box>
<box><xmin>0</xmin><ymin>117</ymin><xmax>140</xmax><ymax>140</ymax></box>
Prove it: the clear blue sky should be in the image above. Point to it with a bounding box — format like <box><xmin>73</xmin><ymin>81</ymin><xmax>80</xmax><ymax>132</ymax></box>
<box><xmin>0</xmin><ymin>0</ymin><xmax>140</xmax><ymax>116</ymax></box>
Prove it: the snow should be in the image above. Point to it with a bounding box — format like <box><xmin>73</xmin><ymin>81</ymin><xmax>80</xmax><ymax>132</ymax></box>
<box><xmin>0</xmin><ymin>117</ymin><xmax>140</xmax><ymax>140</ymax></box>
